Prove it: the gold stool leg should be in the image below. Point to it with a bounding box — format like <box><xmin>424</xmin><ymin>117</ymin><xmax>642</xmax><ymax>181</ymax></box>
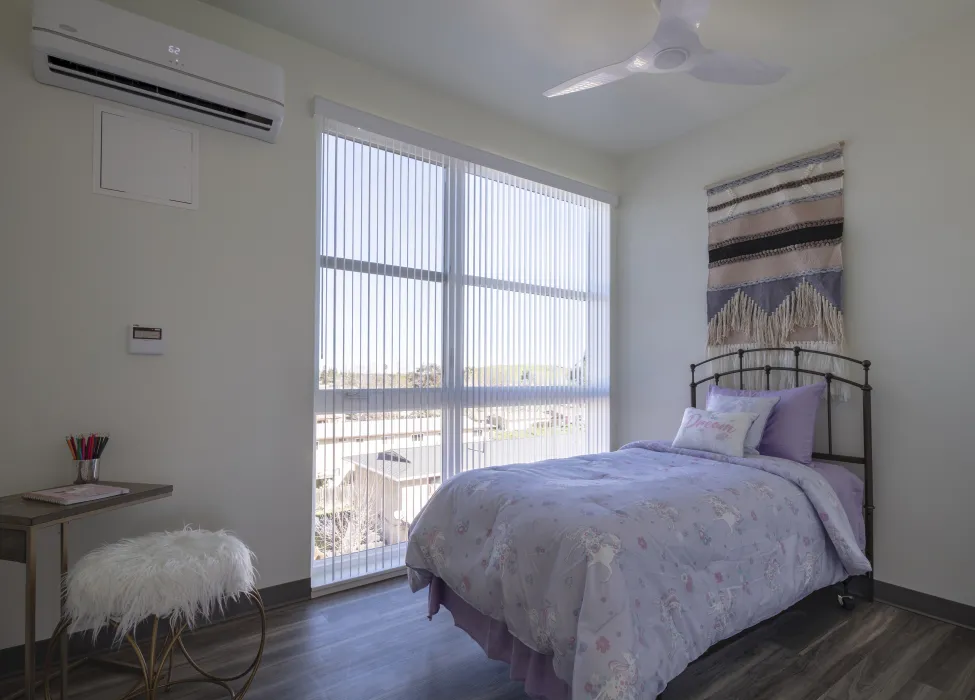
<box><xmin>41</xmin><ymin>591</ymin><xmax>266</xmax><ymax>700</ymax></box>
<box><xmin>145</xmin><ymin>619</ymin><xmax>158</xmax><ymax>699</ymax></box>
<box><xmin>168</xmin><ymin>590</ymin><xmax>267</xmax><ymax>699</ymax></box>
<box><xmin>148</xmin><ymin>624</ymin><xmax>185</xmax><ymax>693</ymax></box>
<box><xmin>164</xmin><ymin>634</ymin><xmax>174</xmax><ymax>693</ymax></box>
<box><xmin>122</xmin><ymin>631</ymin><xmax>151</xmax><ymax>700</ymax></box>
<box><xmin>42</xmin><ymin>620</ymin><xmax>152</xmax><ymax>700</ymax></box>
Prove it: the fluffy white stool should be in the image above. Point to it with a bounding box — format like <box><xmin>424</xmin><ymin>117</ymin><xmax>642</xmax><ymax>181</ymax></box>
<box><xmin>44</xmin><ymin>529</ymin><xmax>266</xmax><ymax>700</ymax></box>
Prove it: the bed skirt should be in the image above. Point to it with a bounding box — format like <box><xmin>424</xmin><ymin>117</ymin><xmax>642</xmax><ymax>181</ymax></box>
<box><xmin>428</xmin><ymin>577</ymin><xmax>570</xmax><ymax>700</ymax></box>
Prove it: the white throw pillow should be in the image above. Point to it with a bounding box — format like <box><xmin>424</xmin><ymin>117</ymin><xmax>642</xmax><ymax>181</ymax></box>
<box><xmin>672</xmin><ymin>408</ymin><xmax>759</xmax><ymax>458</ymax></box>
<box><xmin>705</xmin><ymin>394</ymin><xmax>780</xmax><ymax>456</ymax></box>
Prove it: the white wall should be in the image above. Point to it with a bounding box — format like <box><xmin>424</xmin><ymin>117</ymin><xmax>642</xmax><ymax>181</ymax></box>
<box><xmin>0</xmin><ymin>0</ymin><xmax>618</xmax><ymax>650</ymax></box>
<box><xmin>616</xmin><ymin>12</ymin><xmax>975</xmax><ymax>605</ymax></box>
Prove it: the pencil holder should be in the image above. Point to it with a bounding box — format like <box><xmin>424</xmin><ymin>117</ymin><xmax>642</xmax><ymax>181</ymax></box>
<box><xmin>75</xmin><ymin>459</ymin><xmax>100</xmax><ymax>484</ymax></box>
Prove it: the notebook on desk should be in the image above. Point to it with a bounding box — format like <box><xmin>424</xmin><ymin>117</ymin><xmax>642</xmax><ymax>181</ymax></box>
<box><xmin>22</xmin><ymin>484</ymin><xmax>130</xmax><ymax>506</ymax></box>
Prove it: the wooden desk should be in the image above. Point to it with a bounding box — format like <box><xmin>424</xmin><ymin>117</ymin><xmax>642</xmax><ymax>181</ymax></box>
<box><xmin>0</xmin><ymin>482</ymin><xmax>173</xmax><ymax>700</ymax></box>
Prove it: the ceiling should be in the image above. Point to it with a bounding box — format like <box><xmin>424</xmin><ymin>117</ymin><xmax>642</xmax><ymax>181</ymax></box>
<box><xmin>202</xmin><ymin>0</ymin><xmax>974</xmax><ymax>154</ymax></box>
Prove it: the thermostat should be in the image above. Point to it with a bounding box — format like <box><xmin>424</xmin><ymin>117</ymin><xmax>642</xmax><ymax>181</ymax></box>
<box><xmin>129</xmin><ymin>325</ymin><xmax>165</xmax><ymax>355</ymax></box>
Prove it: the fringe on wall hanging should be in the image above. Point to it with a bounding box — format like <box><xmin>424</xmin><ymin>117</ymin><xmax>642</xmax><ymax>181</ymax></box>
<box><xmin>705</xmin><ymin>143</ymin><xmax>851</xmax><ymax>398</ymax></box>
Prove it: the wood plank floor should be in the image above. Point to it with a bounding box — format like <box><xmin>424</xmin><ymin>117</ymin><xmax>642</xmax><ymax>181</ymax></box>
<box><xmin>3</xmin><ymin>578</ymin><xmax>974</xmax><ymax>700</ymax></box>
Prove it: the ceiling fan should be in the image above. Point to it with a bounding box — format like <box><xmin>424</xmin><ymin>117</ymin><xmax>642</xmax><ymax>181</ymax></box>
<box><xmin>544</xmin><ymin>0</ymin><xmax>789</xmax><ymax>97</ymax></box>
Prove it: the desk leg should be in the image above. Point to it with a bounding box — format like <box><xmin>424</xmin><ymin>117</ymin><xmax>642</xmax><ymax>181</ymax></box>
<box><xmin>60</xmin><ymin>523</ymin><xmax>68</xmax><ymax>700</ymax></box>
<box><xmin>24</xmin><ymin>529</ymin><xmax>35</xmax><ymax>700</ymax></box>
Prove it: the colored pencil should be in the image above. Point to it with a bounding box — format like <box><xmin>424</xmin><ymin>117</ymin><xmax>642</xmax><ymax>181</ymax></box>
<box><xmin>65</xmin><ymin>433</ymin><xmax>110</xmax><ymax>460</ymax></box>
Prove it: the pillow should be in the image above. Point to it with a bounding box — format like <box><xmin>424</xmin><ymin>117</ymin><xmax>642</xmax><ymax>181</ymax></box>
<box><xmin>705</xmin><ymin>394</ymin><xmax>780</xmax><ymax>456</ymax></box>
<box><xmin>672</xmin><ymin>408</ymin><xmax>759</xmax><ymax>458</ymax></box>
<box><xmin>708</xmin><ymin>382</ymin><xmax>827</xmax><ymax>465</ymax></box>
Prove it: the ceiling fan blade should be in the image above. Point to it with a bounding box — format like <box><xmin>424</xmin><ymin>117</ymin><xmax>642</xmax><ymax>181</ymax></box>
<box><xmin>658</xmin><ymin>0</ymin><xmax>712</xmax><ymax>28</ymax></box>
<box><xmin>544</xmin><ymin>63</ymin><xmax>631</xmax><ymax>97</ymax></box>
<box><xmin>689</xmin><ymin>51</ymin><xmax>790</xmax><ymax>85</ymax></box>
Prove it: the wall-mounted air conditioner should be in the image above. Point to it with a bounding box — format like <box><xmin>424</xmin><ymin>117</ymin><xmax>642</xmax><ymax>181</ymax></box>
<box><xmin>32</xmin><ymin>0</ymin><xmax>285</xmax><ymax>143</ymax></box>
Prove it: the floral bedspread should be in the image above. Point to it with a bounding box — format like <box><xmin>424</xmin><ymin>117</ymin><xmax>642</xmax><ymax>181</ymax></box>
<box><xmin>406</xmin><ymin>442</ymin><xmax>870</xmax><ymax>699</ymax></box>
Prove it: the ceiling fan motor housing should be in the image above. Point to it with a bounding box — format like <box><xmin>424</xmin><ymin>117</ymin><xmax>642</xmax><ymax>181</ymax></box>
<box><xmin>653</xmin><ymin>47</ymin><xmax>689</xmax><ymax>70</ymax></box>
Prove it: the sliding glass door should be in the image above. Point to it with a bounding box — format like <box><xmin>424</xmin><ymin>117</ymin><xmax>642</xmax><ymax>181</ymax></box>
<box><xmin>313</xmin><ymin>121</ymin><xmax>610</xmax><ymax>588</ymax></box>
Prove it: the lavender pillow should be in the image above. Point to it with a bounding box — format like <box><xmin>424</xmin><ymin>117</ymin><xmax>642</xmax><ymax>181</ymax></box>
<box><xmin>707</xmin><ymin>382</ymin><xmax>827</xmax><ymax>465</ymax></box>
<box><xmin>705</xmin><ymin>394</ymin><xmax>780</xmax><ymax>456</ymax></box>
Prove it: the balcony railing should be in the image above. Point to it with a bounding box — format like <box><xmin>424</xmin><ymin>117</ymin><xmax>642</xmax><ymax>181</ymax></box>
<box><xmin>312</xmin><ymin>404</ymin><xmax>590</xmax><ymax>588</ymax></box>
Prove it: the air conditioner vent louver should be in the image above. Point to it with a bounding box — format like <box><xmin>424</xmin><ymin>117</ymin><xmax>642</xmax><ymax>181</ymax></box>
<box><xmin>47</xmin><ymin>56</ymin><xmax>273</xmax><ymax>131</ymax></box>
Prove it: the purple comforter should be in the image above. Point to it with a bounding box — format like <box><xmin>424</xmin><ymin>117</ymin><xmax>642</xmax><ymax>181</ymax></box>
<box><xmin>406</xmin><ymin>442</ymin><xmax>870</xmax><ymax>699</ymax></box>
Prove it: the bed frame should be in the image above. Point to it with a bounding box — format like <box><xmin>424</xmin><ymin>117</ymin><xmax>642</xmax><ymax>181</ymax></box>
<box><xmin>689</xmin><ymin>347</ymin><xmax>874</xmax><ymax>601</ymax></box>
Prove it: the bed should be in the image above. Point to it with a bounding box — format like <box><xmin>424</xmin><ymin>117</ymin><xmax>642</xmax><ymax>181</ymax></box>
<box><xmin>405</xmin><ymin>349</ymin><xmax>875</xmax><ymax>700</ymax></box>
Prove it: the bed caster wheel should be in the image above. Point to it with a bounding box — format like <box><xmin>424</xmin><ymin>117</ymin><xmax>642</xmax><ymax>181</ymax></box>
<box><xmin>838</xmin><ymin>594</ymin><xmax>856</xmax><ymax>610</ymax></box>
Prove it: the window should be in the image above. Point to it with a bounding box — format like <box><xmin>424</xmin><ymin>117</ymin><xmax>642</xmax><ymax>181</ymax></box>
<box><xmin>313</xmin><ymin>100</ymin><xmax>612</xmax><ymax>588</ymax></box>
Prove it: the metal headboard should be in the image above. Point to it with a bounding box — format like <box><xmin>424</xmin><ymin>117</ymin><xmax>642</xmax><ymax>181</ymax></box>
<box><xmin>689</xmin><ymin>347</ymin><xmax>874</xmax><ymax>592</ymax></box>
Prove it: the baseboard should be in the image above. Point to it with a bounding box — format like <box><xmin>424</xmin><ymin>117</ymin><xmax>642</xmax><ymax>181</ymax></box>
<box><xmin>227</xmin><ymin>577</ymin><xmax>311</xmax><ymax>615</ymax></box>
<box><xmin>0</xmin><ymin>577</ymin><xmax>310</xmax><ymax>680</ymax></box>
<box><xmin>875</xmin><ymin>580</ymin><xmax>975</xmax><ymax>630</ymax></box>
<box><xmin>311</xmin><ymin>567</ymin><xmax>406</xmax><ymax>598</ymax></box>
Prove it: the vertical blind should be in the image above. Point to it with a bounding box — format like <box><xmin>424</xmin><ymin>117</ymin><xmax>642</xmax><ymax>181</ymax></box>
<box><xmin>314</xmin><ymin>115</ymin><xmax>611</xmax><ymax>584</ymax></box>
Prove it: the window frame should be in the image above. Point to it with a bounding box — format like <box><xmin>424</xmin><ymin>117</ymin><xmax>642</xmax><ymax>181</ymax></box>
<box><xmin>314</xmin><ymin>110</ymin><xmax>613</xmax><ymax>476</ymax></box>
